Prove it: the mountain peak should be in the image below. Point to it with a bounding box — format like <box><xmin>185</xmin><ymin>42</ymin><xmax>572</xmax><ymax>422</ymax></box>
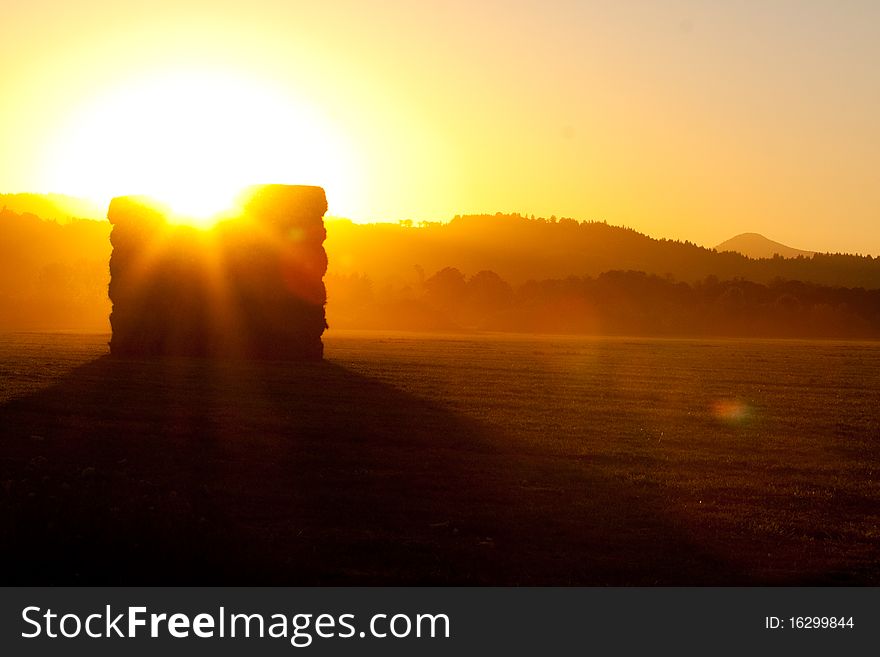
<box><xmin>715</xmin><ymin>233</ymin><xmax>814</xmax><ymax>260</ymax></box>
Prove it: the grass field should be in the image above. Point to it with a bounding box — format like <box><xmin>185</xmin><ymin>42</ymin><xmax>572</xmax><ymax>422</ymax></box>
<box><xmin>1</xmin><ymin>330</ymin><xmax>878</xmax><ymax>584</ymax></box>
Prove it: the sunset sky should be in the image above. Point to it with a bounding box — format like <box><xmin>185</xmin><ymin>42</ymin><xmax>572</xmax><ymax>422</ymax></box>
<box><xmin>2</xmin><ymin>1</ymin><xmax>878</xmax><ymax>253</ymax></box>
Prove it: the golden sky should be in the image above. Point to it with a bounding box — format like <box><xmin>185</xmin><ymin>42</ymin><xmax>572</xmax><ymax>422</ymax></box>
<box><xmin>2</xmin><ymin>1</ymin><xmax>879</xmax><ymax>253</ymax></box>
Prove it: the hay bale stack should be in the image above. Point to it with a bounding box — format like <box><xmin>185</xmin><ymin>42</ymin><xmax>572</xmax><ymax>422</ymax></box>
<box><xmin>108</xmin><ymin>196</ymin><xmax>183</xmax><ymax>357</ymax></box>
<box><xmin>229</xmin><ymin>184</ymin><xmax>328</xmax><ymax>359</ymax></box>
<box><xmin>107</xmin><ymin>184</ymin><xmax>328</xmax><ymax>359</ymax></box>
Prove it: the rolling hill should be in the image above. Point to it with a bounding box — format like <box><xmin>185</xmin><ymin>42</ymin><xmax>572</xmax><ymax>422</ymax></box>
<box><xmin>3</xmin><ymin>196</ymin><xmax>880</xmax><ymax>333</ymax></box>
<box><xmin>715</xmin><ymin>233</ymin><xmax>815</xmax><ymax>260</ymax></box>
<box><xmin>0</xmin><ymin>193</ymin><xmax>103</xmax><ymax>223</ymax></box>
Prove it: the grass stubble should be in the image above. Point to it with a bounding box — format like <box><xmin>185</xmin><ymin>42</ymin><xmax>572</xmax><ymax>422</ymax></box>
<box><xmin>0</xmin><ymin>331</ymin><xmax>877</xmax><ymax>584</ymax></box>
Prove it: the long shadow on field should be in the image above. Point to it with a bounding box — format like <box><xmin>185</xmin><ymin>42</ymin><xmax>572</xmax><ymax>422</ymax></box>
<box><xmin>0</xmin><ymin>355</ymin><xmax>746</xmax><ymax>584</ymax></box>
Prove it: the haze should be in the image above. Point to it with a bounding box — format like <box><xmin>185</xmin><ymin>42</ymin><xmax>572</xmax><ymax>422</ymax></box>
<box><xmin>2</xmin><ymin>0</ymin><xmax>879</xmax><ymax>253</ymax></box>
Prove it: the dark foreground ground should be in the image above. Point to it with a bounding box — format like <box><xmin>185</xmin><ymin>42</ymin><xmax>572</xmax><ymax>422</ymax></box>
<box><xmin>0</xmin><ymin>331</ymin><xmax>878</xmax><ymax>585</ymax></box>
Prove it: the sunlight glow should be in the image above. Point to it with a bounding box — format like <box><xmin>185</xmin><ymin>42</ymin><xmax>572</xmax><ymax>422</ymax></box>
<box><xmin>42</xmin><ymin>69</ymin><xmax>354</xmax><ymax>227</ymax></box>
<box><xmin>712</xmin><ymin>399</ymin><xmax>753</xmax><ymax>427</ymax></box>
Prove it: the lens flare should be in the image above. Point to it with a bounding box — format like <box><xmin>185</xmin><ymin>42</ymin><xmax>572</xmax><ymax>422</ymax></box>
<box><xmin>711</xmin><ymin>398</ymin><xmax>753</xmax><ymax>426</ymax></box>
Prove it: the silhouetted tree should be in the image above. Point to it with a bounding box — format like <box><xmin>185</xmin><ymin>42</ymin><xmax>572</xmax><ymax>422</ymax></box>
<box><xmin>424</xmin><ymin>267</ymin><xmax>468</xmax><ymax>317</ymax></box>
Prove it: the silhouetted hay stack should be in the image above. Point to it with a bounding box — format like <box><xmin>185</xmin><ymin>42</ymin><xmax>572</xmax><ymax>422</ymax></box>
<box><xmin>108</xmin><ymin>184</ymin><xmax>328</xmax><ymax>359</ymax></box>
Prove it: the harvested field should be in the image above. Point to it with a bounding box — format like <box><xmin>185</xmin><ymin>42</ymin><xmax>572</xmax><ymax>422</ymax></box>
<box><xmin>0</xmin><ymin>331</ymin><xmax>878</xmax><ymax>584</ymax></box>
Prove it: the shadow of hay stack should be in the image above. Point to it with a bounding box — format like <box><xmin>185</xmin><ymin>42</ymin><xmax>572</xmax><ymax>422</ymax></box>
<box><xmin>0</xmin><ymin>354</ymin><xmax>748</xmax><ymax>585</ymax></box>
<box><xmin>108</xmin><ymin>184</ymin><xmax>327</xmax><ymax>359</ymax></box>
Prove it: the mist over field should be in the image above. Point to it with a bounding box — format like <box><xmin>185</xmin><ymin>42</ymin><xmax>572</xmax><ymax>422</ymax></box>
<box><xmin>3</xmin><ymin>201</ymin><xmax>880</xmax><ymax>338</ymax></box>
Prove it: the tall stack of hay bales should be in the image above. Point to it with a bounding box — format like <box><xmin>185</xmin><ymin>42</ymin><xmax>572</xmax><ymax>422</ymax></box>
<box><xmin>107</xmin><ymin>184</ymin><xmax>328</xmax><ymax>359</ymax></box>
<box><xmin>227</xmin><ymin>184</ymin><xmax>328</xmax><ymax>359</ymax></box>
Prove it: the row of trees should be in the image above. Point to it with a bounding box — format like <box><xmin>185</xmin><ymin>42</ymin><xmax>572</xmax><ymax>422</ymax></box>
<box><xmin>3</xmin><ymin>205</ymin><xmax>880</xmax><ymax>337</ymax></box>
<box><xmin>326</xmin><ymin>213</ymin><xmax>880</xmax><ymax>290</ymax></box>
<box><xmin>327</xmin><ymin>267</ymin><xmax>880</xmax><ymax>338</ymax></box>
<box><xmin>0</xmin><ymin>209</ymin><xmax>110</xmax><ymax>330</ymax></box>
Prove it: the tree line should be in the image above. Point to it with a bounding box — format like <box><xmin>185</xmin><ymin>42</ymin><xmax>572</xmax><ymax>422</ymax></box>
<box><xmin>3</xmin><ymin>204</ymin><xmax>880</xmax><ymax>337</ymax></box>
<box><xmin>327</xmin><ymin>213</ymin><xmax>880</xmax><ymax>289</ymax></box>
<box><xmin>327</xmin><ymin>267</ymin><xmax>880</xmax><ymax>338</ymax></box>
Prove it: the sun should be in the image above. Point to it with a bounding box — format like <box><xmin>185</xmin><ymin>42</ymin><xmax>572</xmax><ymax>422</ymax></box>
<box><xmin>41</xmin><ymin>68</ymin><xmax>355</xmax><ymax>227</ymax></box>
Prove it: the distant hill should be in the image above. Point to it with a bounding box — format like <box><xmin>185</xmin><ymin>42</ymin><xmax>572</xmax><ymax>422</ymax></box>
<box><xmin>0</xmin><ymin>193</ymin><xmax>103</xmax><ymax>223</ymax></box>
<box><xmin>715</xmin><ymin>233</ymin><xmax>814</xmax><ymax>260</ymax></box>
<box><xmin>327</xmin><ymin>214</ymin><xmax>880</xmax><ymax>290</ymax></box>
<box><xmin>4</xmin><ymin>198</ymin><xmax>880</xmax><ymax>333</ymax></box>
<box><xmin>0</xmin><ymin>207</ymin><xmax>110</xmax><ymax>330</ymax></box>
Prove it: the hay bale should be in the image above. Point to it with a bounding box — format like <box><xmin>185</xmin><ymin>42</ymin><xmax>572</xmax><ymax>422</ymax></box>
<box><xmin>107</xmin><ymin>185</ymin><xmax>328</xmax><ymax>359</ymax></box>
